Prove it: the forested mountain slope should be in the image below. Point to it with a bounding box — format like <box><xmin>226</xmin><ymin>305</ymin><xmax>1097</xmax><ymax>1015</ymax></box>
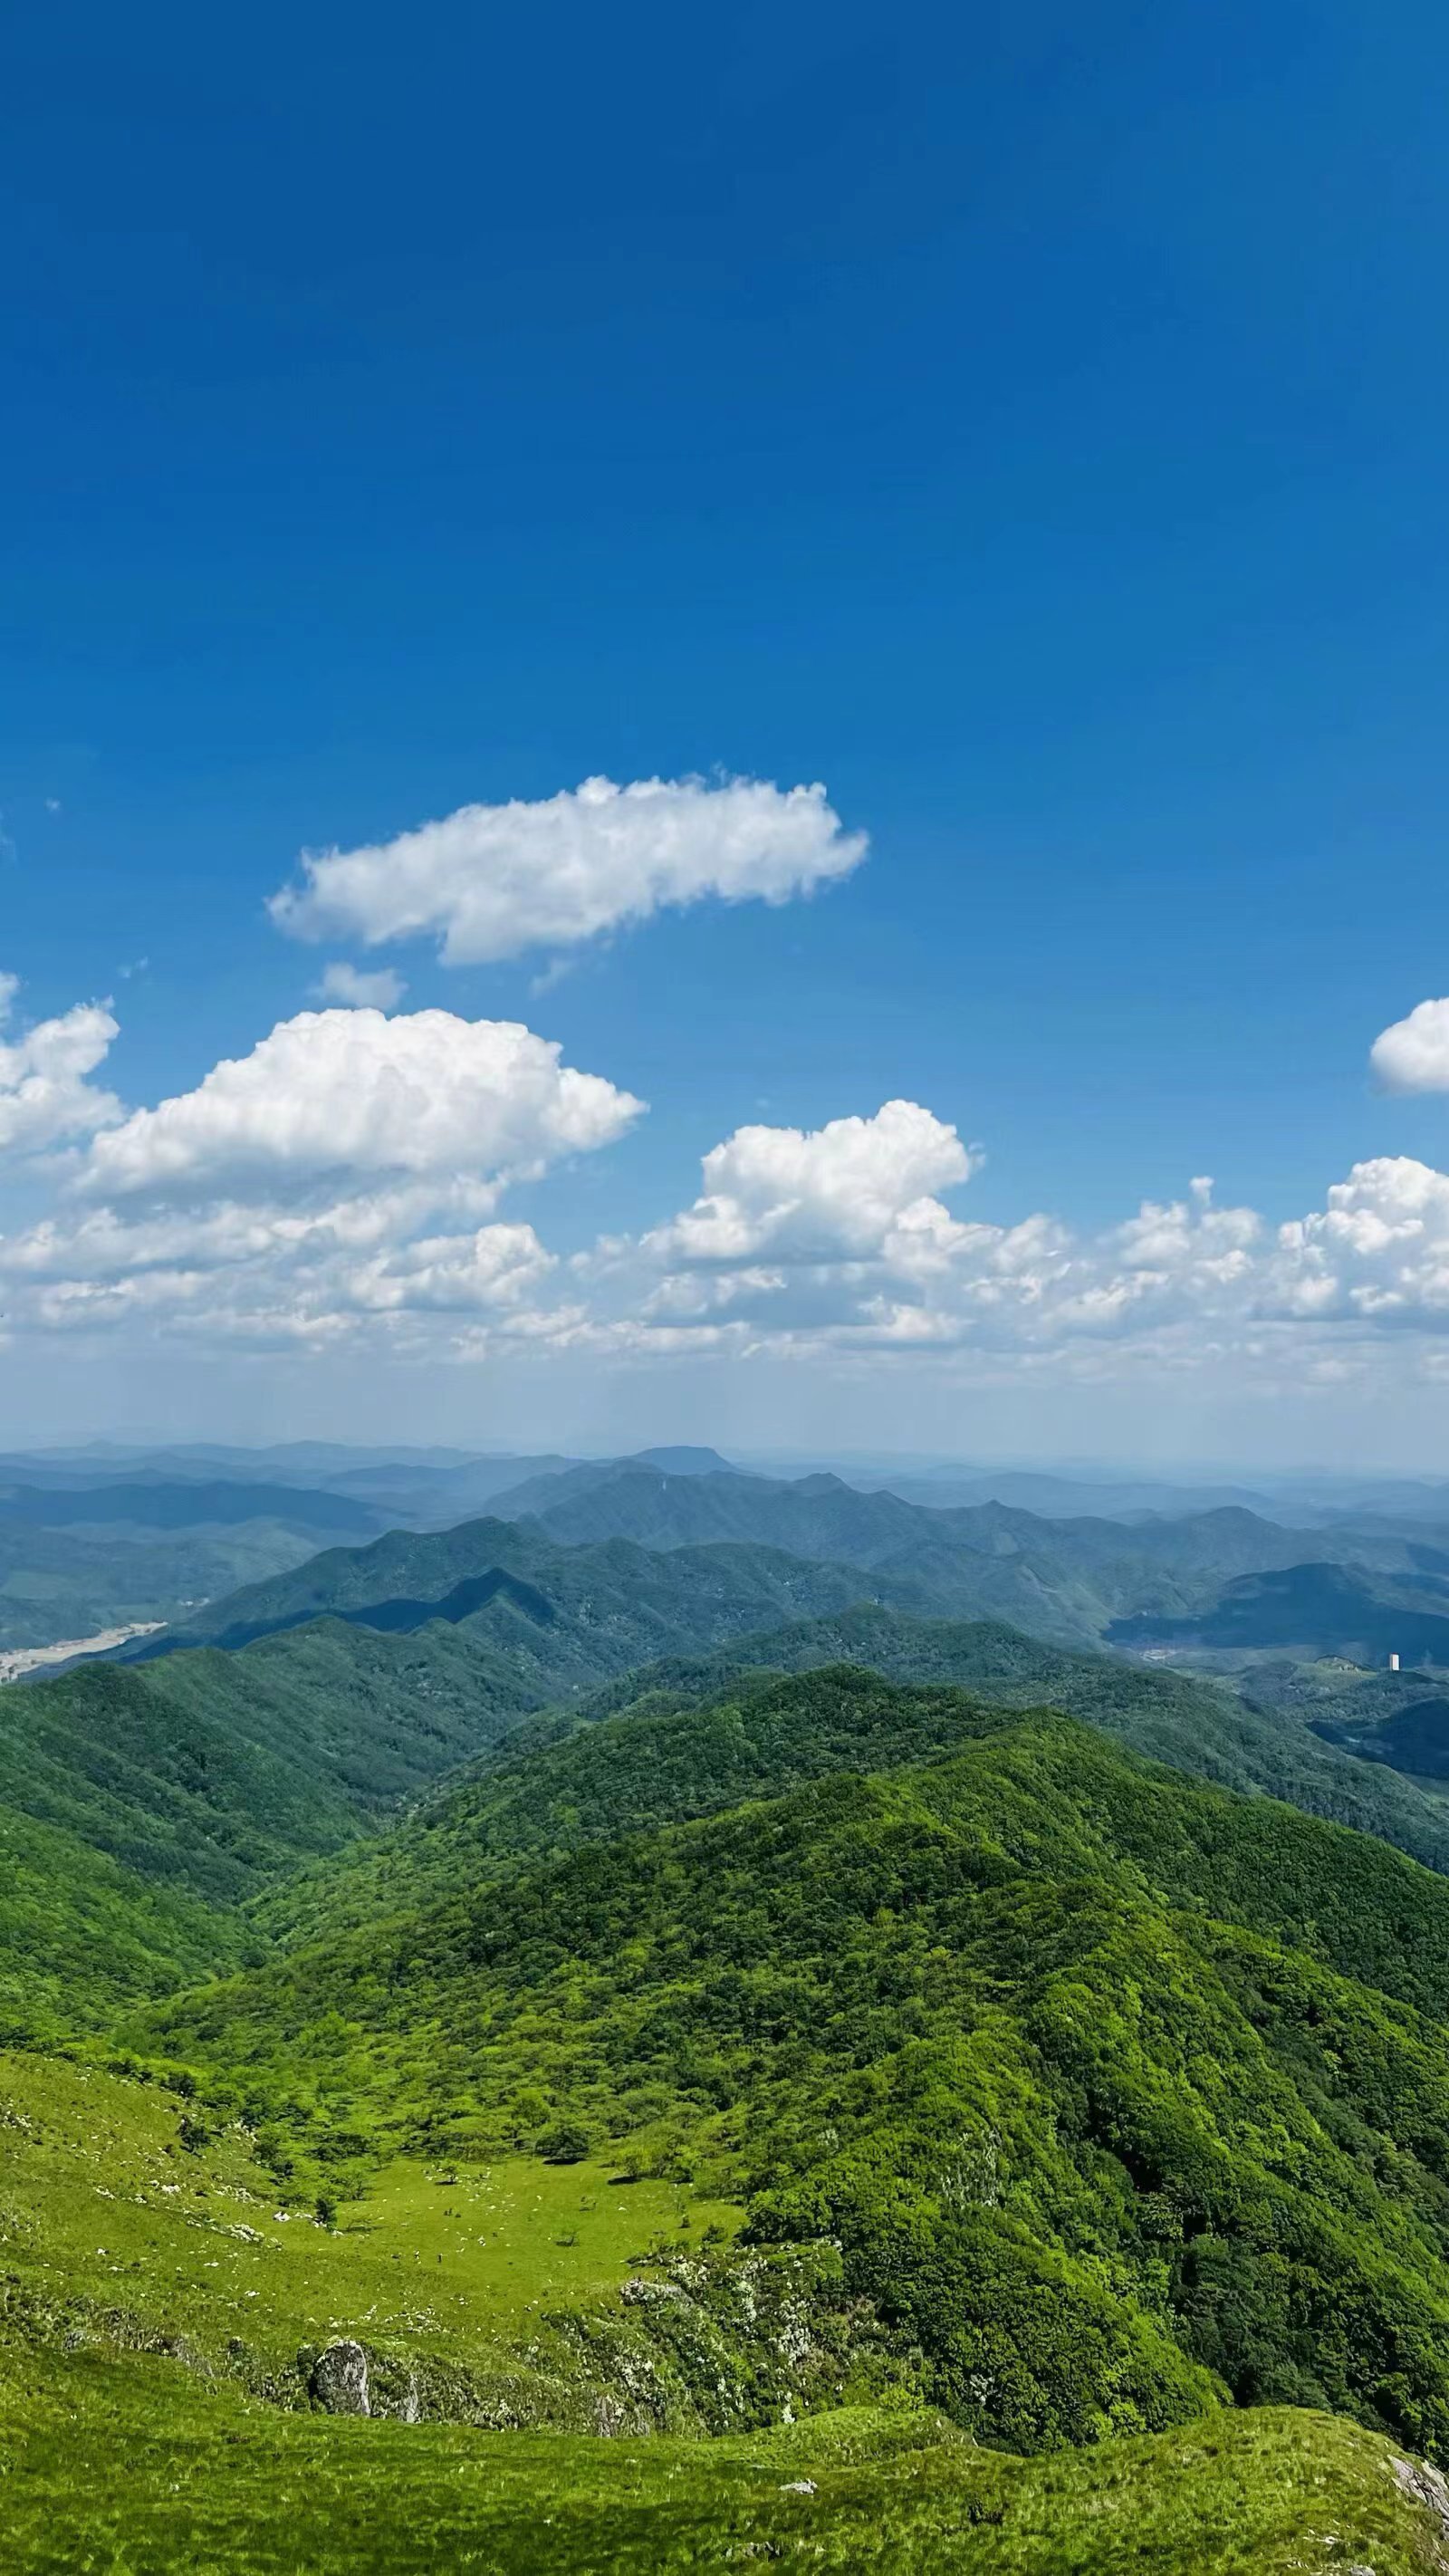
<box><xmin>557</xmin><ymin>1604</ymin><xmax>1449</xmax><ymax>1868</ymax></box>
<box><xmin>0</xmin><ymin>1619</ymin><xmax>547</xmax><ymax>2035</ymax></box>
<box><xmin>0</xmin><ymin>1551</ymin><xmax>930</xmax><ymax>2028</ymax></box>
<box><xmin>0</xmin><ymin>1804</ymin><xmax>240</xmax><ymax>2037</ymax></box>
<box><xmin>14</xmin><ymin>1629</ymin><xmax>1449</xmax><ymax>2565</ymax></box>
<box><xmin>22</xmin><ymin>1518</ymin><xmax>1448</xmax><ymax>2055</ymax></box>
<box><xmin>0</xmin><ymin>1621</ymin><xmax>539</xmax><ymax>1908</ymax></box>
<box><xmin>259</xmin><ymin>1639</ymin><xmax>1449</xmax><ymax>1952</ymax></box>
<box><xmin>151</xmin><ymin>1677</ymin><xmax>1449</xmax><ymax>2457</ymax></box>
<box><xmin>257</xmin><ymin>1665</ymin><xmax>1037</xmax><ymax>1938</ymax></box>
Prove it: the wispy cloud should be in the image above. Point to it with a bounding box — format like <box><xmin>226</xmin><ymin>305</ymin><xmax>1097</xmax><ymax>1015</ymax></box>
<box><xmin>314</xmin><ymin>961</ymin><xmax>407</xmax><ymax>1010</ymax></box>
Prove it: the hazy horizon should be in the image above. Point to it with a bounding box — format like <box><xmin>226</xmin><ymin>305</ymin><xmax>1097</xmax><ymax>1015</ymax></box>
<box><xmin>7</xmin><ymin>1425</ymin><xmax>1449</xmax><ymax>1495</ymax></box>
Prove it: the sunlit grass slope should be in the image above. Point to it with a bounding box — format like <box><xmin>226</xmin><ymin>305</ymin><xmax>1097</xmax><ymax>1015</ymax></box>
<box><xmin>0</xmin><ymin>2052</ymin><xmax>738</xmax><ymax>2397</ymax></box>
<box><xmin>5</xmin><ymin>2362</ymin><xmax>1449</xmax><ymax>2575</ymax></box>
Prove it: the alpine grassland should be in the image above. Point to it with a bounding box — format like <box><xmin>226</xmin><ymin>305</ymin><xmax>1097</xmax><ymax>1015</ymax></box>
<box><xmin>10</xmin><ymin>2372</ymin><xmax>1449</xmax><ymax>2573</ymax></box>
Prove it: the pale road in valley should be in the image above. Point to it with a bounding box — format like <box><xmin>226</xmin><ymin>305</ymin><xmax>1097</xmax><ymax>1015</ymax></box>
<box><xmin>0</xmin><ymin>1621</ymin><xmax>165</xmax><ymax>1683</ymax></box>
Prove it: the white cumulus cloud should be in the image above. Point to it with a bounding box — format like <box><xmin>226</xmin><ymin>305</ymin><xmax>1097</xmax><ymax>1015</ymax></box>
<box><xmin>648</xmin><ymin>1100</ymin><xmax>977</xmax><ymax>1266</ymax></box>
<box><xmin>1270</xmin><ymin>1156</ymin><xmax>1449</xmax><ymax>1322</ymax></box>
<box><xmin>590</xmin><ymin>1112</ymin><xmax>1289</xmax><ymax>1365</ymax></box>
<box><xmin>342</xmin><ymin>1222</ymin><xmax>556</xmax><ymax>1314</ymax></box>
<box><xmin>0</xmin><ymin>1007</ymin><xmax>641</xmax><ymax>1353</ymax></box>
<box><xmin>1371</xmin><ymin>997</ymin><xmax>1449</xmax><ymax>1092</ymax></box>
<box><xmin>0</xmin><ymin>985</ymin><xmax>121</xmax><ymax>1156</ymax></box>
<box><xmin>76</xmin><ymin>1007</ymin><xmax>643</xmax><ymax>1206</ymax></box>
<box><xmin>268</xmin><ymin>774</ymin><xmax>867</xmax><ymax>965</ymax></box>
<box><xmin>591</xmin><ymin>1147</ymin><xmax>1449</xmax><ymax>1372</ymax></box>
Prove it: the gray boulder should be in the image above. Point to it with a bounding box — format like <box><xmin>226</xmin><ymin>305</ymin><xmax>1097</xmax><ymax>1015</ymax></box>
<box><xmin>310</xmin><ymin>2339</ymin><xmax>370</xmax><ymax>2416</ymax></box>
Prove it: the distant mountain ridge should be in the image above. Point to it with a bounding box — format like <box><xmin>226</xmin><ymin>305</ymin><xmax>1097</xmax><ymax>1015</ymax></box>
<box><xmin>133</xmin><ymin>1514</ymin><xmax>930</xmax><ymax>1659</ymax></box>
<box><xmin>110</xmin><ymin>1457</ymin><xmax>1449</xmax><ymax>1677</ymax></box>
<box><xmin>859</xmin><ymin>1468</ymin><xmax>1284</xmax><ymax>1517</ymax></box>
<box><xmin>485</xmin><ymin>1460</ymin><xmax>1444</xmax><ymax>1652</ymax></box>
<box><xmin>0</xmin><ymin>1478</ymin><xmax>378</xmax><ymax>1534</ymax></box>
<box><xmin>1109</xmin><ymin>1559</ymin><xmax>1449</xmax><ymax>1662</ymax></box>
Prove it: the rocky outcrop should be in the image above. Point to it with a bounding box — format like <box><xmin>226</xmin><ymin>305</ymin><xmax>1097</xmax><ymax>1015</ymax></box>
<box><xmin>309</xmin><ymin>2339</ymin><xmax>370</xmax><ymax>2416</ymax></box>
<box><xmin>1390</xmin><ymin>2454</ymin><xmax>1449</xmax><ymax>2566</ymax></box>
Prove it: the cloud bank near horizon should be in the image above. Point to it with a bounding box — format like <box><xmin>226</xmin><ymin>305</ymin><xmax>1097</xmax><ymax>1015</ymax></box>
<box><xmin>0</xmin><ymin>985</ymin><xmax>1444</xmax><ymax>1395</ymax></box>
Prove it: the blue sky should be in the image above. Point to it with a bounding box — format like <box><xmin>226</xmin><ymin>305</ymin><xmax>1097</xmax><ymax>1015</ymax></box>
<box><xmin>5</xmin><ymin>2</ymin><xmax>1449</xmax><ymax>1462</ymax></box>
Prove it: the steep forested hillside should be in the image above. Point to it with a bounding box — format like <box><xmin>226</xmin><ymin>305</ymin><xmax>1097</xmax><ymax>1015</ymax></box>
<box><xmin>150</xmin><ymin>1677</ymin><xmax>1449</xmax><ymax>2458</ymax></box>
<box><xmin>0</xmin><ymin>1548</ymin><xmax>928</xmax><ymax>2030</ymax></box>
<box><xmin>0</xmin><ymin>1623</ymin><xmax>538</xmax><ymax>1903</ymax></box>
<box><xmin>12</xmin><ymin>1488</ymin><xmax>1449</xmax><ymax>2566</ymax></box>
<box><xmin>258</xmin><ymin>1639</ymin><xmax>1449</xmax><ymax>1956</ymax></box>
<box><xmin>558</xmin><ymin>1604</ymin><xmax>1449</xmax><ymax>1869</ymax></box>
<box><xmin>29</xmin><ymin>1580</ymin><xmax>1443</xmax><ymax>2038</ymax></box>
<box><xmin>256</xmin><ymin>1665</ymin><xmax>1032</xmax><ymax>1939</ymax></box>
<box><xmin>17</xmin><ymin>1552</ymin><xmax>1449</xmax><ymax>2051</ymax></box>
<box><xmin>0</xmin><ymin>1804</ymin><xmax>240</xmax><ymax>2037</ymax></box>
<box><xmin>0</xmin><ymin>1619</ymin><xmax>545</xmax><ymax>2035</ymax></box>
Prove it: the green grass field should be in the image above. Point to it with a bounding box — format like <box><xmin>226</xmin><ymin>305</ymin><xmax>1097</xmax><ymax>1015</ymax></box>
<box><xmin>5</xmin><ymin>2360</ymin><xmax>1448</xmax><ymax>2573</ymax></box>
<box><xmin>0</xmin><ymin>2052</ymin><xmax>739</xmax><ymax>2388</ymax></box>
